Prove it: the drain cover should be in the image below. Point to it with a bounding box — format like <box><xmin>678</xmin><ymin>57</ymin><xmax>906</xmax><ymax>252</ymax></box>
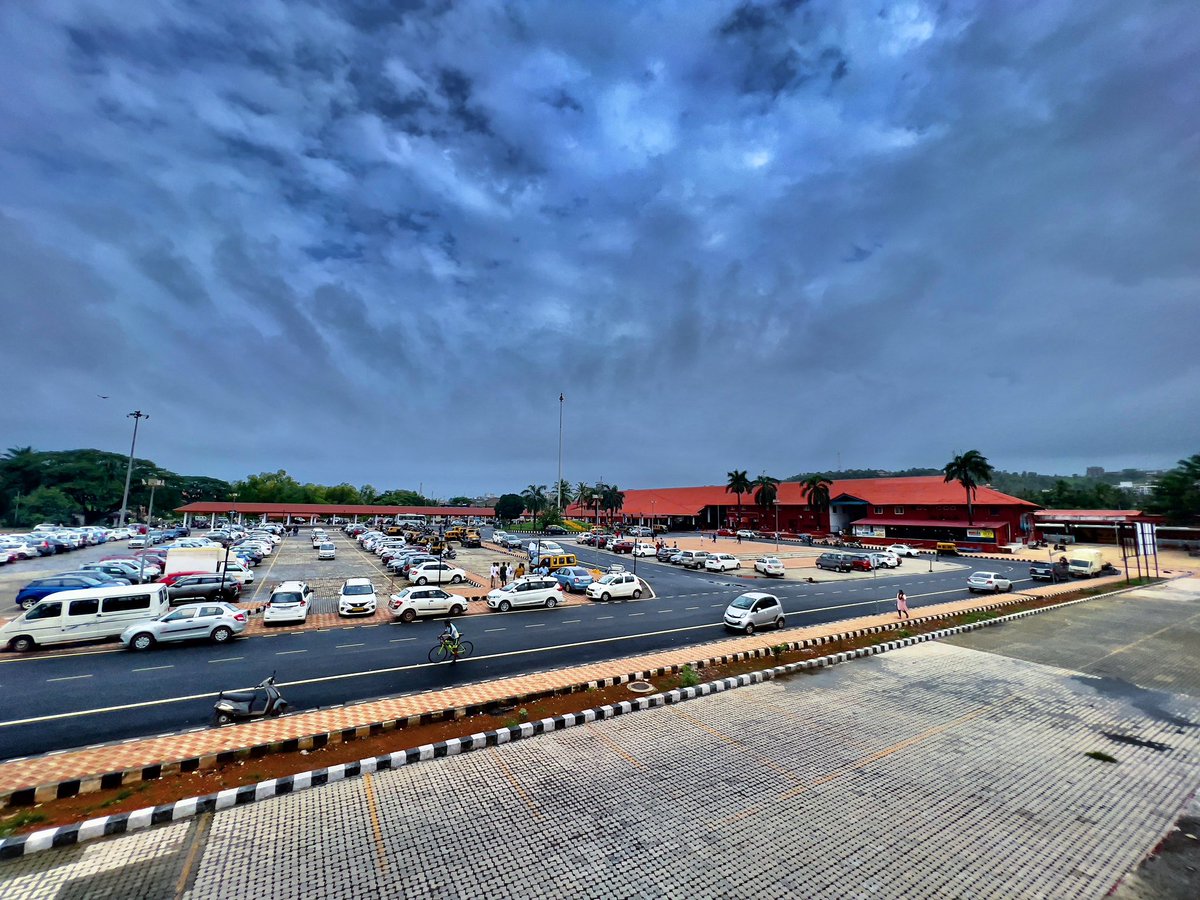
<box><xmin>627</xmin><ymin>681</ymin><xmax>655</xmax><ymax>693</ymax></box>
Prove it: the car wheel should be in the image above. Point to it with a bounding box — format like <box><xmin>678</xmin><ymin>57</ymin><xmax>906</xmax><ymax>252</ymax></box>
<box><xmin>601</xmin><ymin>592</ymin><xmax>611</xmax><ymax>602</ymax></box>
<box><xmin>744</xmin><ymin>622</ymin><xmax>756</xmax><ymax>635</ymax></box>
<box><xmin>400</xmin><ymin>609</ymin><xmax>416</xmax><ymax>623</ymax></box>
<box><xmin>451</xmin><ymin>575</ymin><xmax>462</xmax><ymax>584</ymax></box>
<box><xmin>775</xmin><ymin>616</ymin><xmax>785</xmax><ymax>630</ymax></box>
<box><xmin>993</xmin><ymin>585</ymin><xmax>1001</xmax><ymax>593</ymax></box>
<box><xmin>8</xmin><ymin>635</ymin><xmax>35</xmax><ymax>653</ymax></box>
<box><xmin>967</xmin><ymin>587</ymin><xmax>974</xmax><ymax>593</ymax></box>
<box><xmin>546</xmin><ymin>596</ymin><xmax>558</xmax><ymax>608</ymax></box>
<box><xmin>450</xmin><ymin>604</ymin><xmax>465</xmax><ymax>616</ymax></box>
<box><xmin>632</xmin><ymin>589</ymin><xmax>642</xmax><ymax>599</ymax></box>
<box><xmin>19</xmin><ymin>598</ymin><xmax>37</xmax><ymax>611</ymax></box>
<box><xmin>129</xmin><ymin>632</ymin><xmax>155</xmax><ymax>651</ymax></box>
<box><xmin>499</xmin><ymin>599</ymin><xmax>512</xmax><ymax>612</ymax></box>
<box><xmin>416</xmin><ymin>577</ymin><xmax>428</xmax><ymax>585</ymax></box>
<box><xmin>211</xmin><ymin>626</ymin><xmax>233</xmax><ymax>643</ymax></box>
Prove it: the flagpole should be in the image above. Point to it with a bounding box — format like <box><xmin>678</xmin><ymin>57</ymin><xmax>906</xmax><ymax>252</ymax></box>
<box><xmin>557</xmin><ymin>393</ymin><xmax>564</xmax><ymax>512</ymax></box>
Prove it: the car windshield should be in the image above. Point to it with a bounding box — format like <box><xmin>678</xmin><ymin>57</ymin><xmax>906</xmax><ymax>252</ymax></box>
<box><xmin>272</xmin><ymin>592</ymin><xmax>301</xmax><ymax>604</ymax></box>
<box><xmin>343</xmin><ymin>584</ymin><xmax>373</xmax><ymax>595</ymax></box>
<box><xmin>598</xmin><ymin>574</ymin><xmax>618</xmax><ymax>584</ymax></box>
<box><xmin>320</xmin><ymin>544</ymin><xmax>335</xmax><ymax>550</ymax></box>
<box><xmin>730</xmin><ymin>595</ymin><xmax>756</xmax><ymax>610</ymax></box>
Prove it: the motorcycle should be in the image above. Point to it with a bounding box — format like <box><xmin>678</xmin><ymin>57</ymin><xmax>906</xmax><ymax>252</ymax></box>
<box><xmin>212</xmin><ymin>673</ymin><xmax>288</xmax><ymax>726</ymax></box>
<box><xmin>441</xmin><ymin>546</ymin><xmax>457</xmax><ymax>560</ymax></box>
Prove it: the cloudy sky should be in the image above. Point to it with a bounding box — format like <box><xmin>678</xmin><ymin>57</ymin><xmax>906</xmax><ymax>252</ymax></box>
<box><xmin>2</xmin><ymin>0</ymin><xmax>1197</xmax><ymax>497</ymax></box>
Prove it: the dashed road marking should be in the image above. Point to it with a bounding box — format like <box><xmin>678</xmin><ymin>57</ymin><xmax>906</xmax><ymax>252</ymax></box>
<box><xmin>47</xmin><ymin>674</ymin><xmax>92</xmax><ymax>682</ymax></box>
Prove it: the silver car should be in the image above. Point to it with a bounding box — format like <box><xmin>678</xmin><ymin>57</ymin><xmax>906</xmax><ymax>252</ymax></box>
<box><xmin>121</xmin><ymin>602</ymin><xmax>247</xmax><ymax>650</ymax></box>
<box><xmin>723</xmin><ymin>591</ymin><xmax>786</xmax><ymax>635</ymax></box>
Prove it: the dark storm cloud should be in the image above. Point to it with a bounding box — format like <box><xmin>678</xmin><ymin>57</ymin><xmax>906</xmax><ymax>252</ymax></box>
<box><xmin>1</xmin><ymin>0</ymin><xmax>1197</xmax><ymax>496</ymax></box>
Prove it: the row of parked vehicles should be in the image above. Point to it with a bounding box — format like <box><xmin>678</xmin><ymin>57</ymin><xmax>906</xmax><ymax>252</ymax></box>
<box><xmin>0</xmin><ymin>524</ymin><xmax>168</xmax><ymax>565</ymax></box>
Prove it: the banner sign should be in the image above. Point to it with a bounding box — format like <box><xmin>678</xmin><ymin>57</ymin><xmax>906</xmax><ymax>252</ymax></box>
<box><xmin>853</xmin><ymin>525</ymin><xmax>886</xmax><ymax>538</ymax></box>
<box><xmin>965</xmin><ymin>529</ymin><xmax>995</xmax><ymax>540</ymax></box>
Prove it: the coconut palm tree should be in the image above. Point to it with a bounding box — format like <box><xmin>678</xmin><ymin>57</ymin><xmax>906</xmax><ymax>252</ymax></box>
<box><xmin>753</xmin><ymin>474</ymin><xmax>779</xmax><ymax>512</ymax></box>
<box><xmin>942</xmin><ymin>450</ymin><xmax>994</xmax><ymax>526</ymax></box>
<box><xmin>601</xmin><ymin>484</ymin><xmax>625</xmax><ymax>527</ymax></box>
<box><xmin>521</xmin><ymin>484</ymin><xmax>548</xmax><ymax>518</ymax></box>
<box><xmin>576</xmin><ymin>484</ymin><xmax>594</xmax><ymax>522</ymax></box>
<box><xmin>799</xmin><ymin>475</ymin><xmax>832</xmax><ymax>530</ymax></box>
<box><xmin>726</xmin><ymin>469</ymin><xmax>751</xmax><ymax>531</ymax></box>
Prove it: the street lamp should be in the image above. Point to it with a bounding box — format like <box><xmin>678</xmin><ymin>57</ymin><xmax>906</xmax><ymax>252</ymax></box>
<box><xmin>138</xmin><ymin>478</ymin><xmax>165</xmax><ymax>583</ymax></box>
<box><xmin>774</xmin><ymin>500</ymin><xmax>780</xmax><ymax>551</ymax></box>
<box><xmin>117</xmin><ymin>411</ymin><xmax>149</xmax><ymax>527</ymax></box>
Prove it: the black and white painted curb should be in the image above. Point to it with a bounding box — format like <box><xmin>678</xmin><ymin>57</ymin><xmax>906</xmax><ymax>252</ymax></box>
<box><xmin>0</xmin><ymin>583</ymin><xmax>1142</xmax><ymax>860</ymax></box>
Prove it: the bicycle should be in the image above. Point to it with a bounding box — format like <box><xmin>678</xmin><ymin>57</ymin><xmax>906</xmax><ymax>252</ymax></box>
<box><xmin>428</xmin><ymin>636</ymin><xmax>474</xmax><ymax>663</ymax></box>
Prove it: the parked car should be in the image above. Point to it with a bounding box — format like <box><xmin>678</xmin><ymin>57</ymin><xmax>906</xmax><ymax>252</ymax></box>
<box><xmin>502</xmin><ymin>535</ymin><xmax>525</xmax><ymax>550</ymax></box>
<box><xmin>81</xmin><ymin>561</ymin><xmax>151</xmax><ymax>583</ymax></box>
<box><xmin>552</xmin><ymin>566</ymin><xmax>594</xmax><ymax>593</ymax></box>
<box><xmin>544</xmin><ymin>525</ymin><xmax>568</xmax><ymax>535</ymax></box>
<box><xmin>121</xmin><ymin>603</ymin><xmax>247</xmax><ymax>650</ymax></box>
<box><xmin>966</xmin><ymin>572</ymin><xmax>1013</xmax><ymax>593</ymax></box>
<box><xmin>317</xmin><ymin>542</ymin><xmax>337</xmax><ymax>560</ymax></box>
<box><xmin>890</xmin><ymin>544</ymin><xmax>920</xmax><ymax>557</ymax></box>
<box><xmin>337</xmin><ymin>578</ymin><xmax>377</xmax><ymax>617</ymax></box>
<box><xmin>2</xmin><ymin>584</ymin><xmax>171</xmax><ymax>652</ymax></box>
<box><xmin>631</xmin><ymin>542</ymin><xmax>656</xmax><ymax>557</ymax></box>
<box><xmin>167</xmin><ymin>574</ymin><xmax>241</xmax><ymax>605</ymax></box>
<box><xmin>408</xmin><ymin>562</ymin><xmax>467</xmax><ymax>585</ymax></box>
<box><xmin>735</xmin><ymin>530</ymin><xmax>759</xmax><ymax>539</ymax></box>
<box><xmin>705</xmin><ymin>553</ymin><xmax>742</xmax><ymax>572</ymax></box>
<box><xmin>848</xmin><ymin>555</ymin><xmax>874</xmax><ymax>572</ymax></box>
<box><xmin>754</xmin><ymin>557</ymin><xmax>786</xmax><ymax>577</ymax></box>
<box><xmin>14</xmin><ymin>573</ymin><xmax>119</xmax><ymax>610</ymax></box>
<box><xmin>675</xmin><ymin>550</ymin><xmax>709</xmax><ymax>570</ymax></box>
<box><xmin>869</xmin><ymin>551</ymin><xmax>901</xmax><ymax>569</ymax></box>
<box><xmin>656</xmin><ymin>546</ymin><xmax>678</xmax><ymax>562</ymax></box>
<box><xmin>263</xmin><ymin>581</ymin><xmax>314</xmax><ymax>624</ymax></box>
<box><xmin>723</xmin><ymin>592</ymin><xmax>786</xmax><ymax>635</ymax></box>
<box><xmin>585</xmin><ymin>571</ymin><xmax>643</xmax><ymax>601</ymax></box>
<box><xmin>487</xmin><ymin>576</ymin><xmax>563</xmax><ymax>611</ymax></box>
<box><xmin>816</xmin><ymin>552</ymin><xmax>854</xmax><ymax>573</ymax></box>
<box><xmin>388</xmin><ymin>586</ymin><xmax>469</xmax><ymax>623</ymax></box>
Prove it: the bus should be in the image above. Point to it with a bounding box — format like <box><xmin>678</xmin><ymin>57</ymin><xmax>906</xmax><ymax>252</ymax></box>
<box><xmin>392</xmin><ymin>514</ymin><xmax>427</xmax><ymax>528</ymax></box>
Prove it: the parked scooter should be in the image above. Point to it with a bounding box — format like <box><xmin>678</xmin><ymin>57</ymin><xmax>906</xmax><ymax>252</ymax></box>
<box><xmin>212</xmin><ymin>673</ymin><xmax>288</xmax><ymax>726</ymax></box>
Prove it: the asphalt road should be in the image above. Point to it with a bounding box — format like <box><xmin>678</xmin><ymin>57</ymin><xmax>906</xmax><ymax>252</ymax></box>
<box><xmin>0</xmin><ymin>530</ymin><xmax>1038</xmax><ymax>760</ymax></box>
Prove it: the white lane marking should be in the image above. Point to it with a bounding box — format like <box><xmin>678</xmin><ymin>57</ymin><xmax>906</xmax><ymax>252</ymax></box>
<box><xmin>657</xmin><ymin>609</ymin><xmax>673</xmax><ymax>613</ymax></box>
<box><xmin>484</xmin><ymin>628</ymin><xmax>506</xmax><ymax>633</ymax></box>
<box><xmin>389</xmin><ymin>638</ymin><xmax>416</xmax><ymax>644</ymax></box>
<box><xmin>597</xmin><ymin>615</ymin><xmax>614</xmax><ymax>620</ymax></box>
<box><xmin>628</xmin><ymin>612</ymin><xmax>645</xmax><ymax>617</ymax></box>
<box><xmin>525</xmin><ymin>623</ymin><xmax>545</xmax><ymax>628</ymax></box>
<box><xmin>685</xmin><ymin>606</ymin><xmax>699</xmax><ymax>610</ymax></box>
<box><xmin>276</xmin><ymin>649</ymin><xmax>307</xmax><ymax>655</ymax></box>
<box><xmin>336</xmin><ymin>643</ymin><xmax>365</xmax><ymax>649</ymax></box>
<box><xmin>47</xmin><ymin>674</ymin><xmax>92</xmax><ymax>682</ymax></box>
<box><xmin>208</xmin><ymin>657</ymin><xmax>243</xmax><ymax>663</ymax></box>
<box><xmin>561</xmin><ymin>619</ymin><xmax>581</xmax><ymax>624</ymax></box>
<box><xmin>131</xmin><ymin>665</ymin><xmax>173</xmax><ymax>673</ymax></box>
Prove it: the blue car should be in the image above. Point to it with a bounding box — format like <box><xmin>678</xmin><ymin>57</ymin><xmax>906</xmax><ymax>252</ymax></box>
<box><xmin>14</xmin><ymin>573</ymin><xmax>119</xmax><ymax>610</ymax></box>
<box><xmin>552</xmin><ymin>566</ymin><xmax>594</xmax><ymax>594</ymax></box>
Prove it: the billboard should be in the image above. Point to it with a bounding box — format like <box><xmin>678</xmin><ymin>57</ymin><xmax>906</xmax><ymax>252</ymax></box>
<box><xmin>965</xmin><ymin>529</ymin><xmax>996</xmax><ymax>540</ymax></box>
<box><xmin>853</xmin><ymin>525</ymin><xmax>886</xmax><ymax>538</ymax></box>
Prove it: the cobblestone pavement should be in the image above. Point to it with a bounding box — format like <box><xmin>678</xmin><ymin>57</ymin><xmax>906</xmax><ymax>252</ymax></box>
<box><xmin>4</xmin><ymin>626</ymin><xmax>1197</xmax><ymax>898</ymax></box>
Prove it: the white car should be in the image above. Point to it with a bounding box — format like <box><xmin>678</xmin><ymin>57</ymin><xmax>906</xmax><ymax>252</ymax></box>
<box><xmin>262</xmin><ymin>581</ymin><xmax>314</xmax><ymax>625</ymax></box>
<box><xmin>631</xmin><ymin>542</ymin><xmax>657</xmax><ymax>557</ymax></box>
<box><xmin>527</xmin><ymin>540</ymin><xmax>563</xmax><ymax>558</ymax></box>
<box><xmin>408</xmin><ymin>562</ymin><xmax>467</xmax><ymax>586</ymax></box>
<box><xmin>890</xmin><ymin>544</ymin><xmax>920</xmax><ymax>557</ymax></box>
<box><xmin>486</xmin><ymin>576</ymin><xmax>563</xmax><ymax>611</ymax></box>
<box><xmin>388</xmin><ymin>586</ymin><xmax>469</xmax><ymax>623</ymax></box>
<box><xmin>585</xmin><ymin>572</ymin><xmax>644</xmax><ymax>601</ymax></box>
<box><xmin>754</xmin><ymin>557</ymin><xmax>786</xmax><ymax>577</ymax></box>
<box><xmin>967</xmin><ymin>572</ymin><xmax>1013</xmax><ymax>593</ymax></box>
<box><xmin>870</xmin><ymin>551</ymin><xmax>901</xmax><ymax>569</ymax></box>
<box><xmin>317</xmin><ymin>542</ymin><xmax>337</xmax><ymax>560</ymax></box>
<box><xmin>735</xmin><ymin>530</ymin><xmax>759</xmax><ymax>539</ymax></box>
<box><xmin>723</xmin><ymin>591</ymin><xmax>786</xmax><ymax>635</ymax></box>
<box><xmin>128</xmin><ymin>535</ymin><xmax>147</xmax><ymax>548</ymax></box>
<box><xmin>705</xmin><ymin>553</ymin><xmax>742</xmax><ymax>572</ymax></box>
<box><xmin>337</xmin><ymin>578</ymin><xmax>377</xmax><ymax>617</ymax></box>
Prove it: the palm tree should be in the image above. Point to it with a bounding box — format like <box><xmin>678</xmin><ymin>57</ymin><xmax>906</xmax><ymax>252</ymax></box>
<box><xmin>799</xmin><ymin>475</ymin><xmax>832</xmax><ymax>531</ymax></box>
<box><xmin>726</xmin><ymin>469</ymin><xmax>751</xmax><ymax>531</ymax></box>
<box><xmin>942</xmin><ymin>450</ymin><xmax>994</xmax><ymax>526</ymax></box>
<box><xmin>601</xmin><ymin>484</ymin><xmax>625</xmax><ymax>526</ymax></box>
<box><xmin>753</xmin><ymin>475</ymin><xmax>779</xmax><ymax>512</ymax></box>
<box><xmin>521</xmin><ymin>484</ymin><xmax>548</xmax><ymax>518</ymax></box>
<box><xmin>576</xmin><ymin>485</ymin><xmax>593</xmax><ymax>522</ymax></box>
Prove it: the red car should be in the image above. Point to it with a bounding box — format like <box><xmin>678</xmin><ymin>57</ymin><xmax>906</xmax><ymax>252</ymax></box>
<box><xmin>848</xmin><ymin>556</ymin><xmax>873</xmax><ymax>572</ymax></box>
<box><xmin>159</xmin><ymin>570</ymin><xmax>211</xmax><ymax>586</ymax></box>
<box><xmin>612</xmin><ymin>539</ymin><xmax>634</xmax><ymax>554</ymax></box>
<box><xmin>717</xmin><ymin>529</ymin><xmax>734</xmax><ymax>537</ymax></box>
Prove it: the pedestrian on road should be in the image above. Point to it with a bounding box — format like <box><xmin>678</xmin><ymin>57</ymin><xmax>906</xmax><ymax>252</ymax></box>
<box><xmin>736</xmin><ymin>533</ymin><xmax>742</xmax><ymax>544</ymax></box>
<box><xmin>506</xmin><ymin>562</ymin><xmax>515</xmax><ymax>584</ymax></box>
<box><xmin>489</xmin><ymin>563</ymin><xmax>498</xmax><ymax>588</ymax></box>
<box><xmin>896</xmin><ymin>589</ymin><xmax>909</xmax><ymax>620</ymax></box>
<box><xmin>712</xmin><ymin>531</ymin><xmax>717</xmax><ymax>544</ymax></box>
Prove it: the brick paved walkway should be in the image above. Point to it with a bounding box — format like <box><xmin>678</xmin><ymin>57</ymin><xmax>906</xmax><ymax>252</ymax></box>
<box><xmin>4</xmin><ymin>629</ymin><xmax>1197</xmax><ymax>898</ymax></box>
<box><xmin>0</xmin><ymin>577</ymin><xmax>1128</xmax><ymax>800</ymax></box>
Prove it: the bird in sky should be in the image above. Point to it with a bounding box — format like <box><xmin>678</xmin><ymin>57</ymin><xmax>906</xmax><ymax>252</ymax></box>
<box><xmin>97</xmin><ymin>394</ymin><xmax>109</xmax><ymax>399</ymax></box>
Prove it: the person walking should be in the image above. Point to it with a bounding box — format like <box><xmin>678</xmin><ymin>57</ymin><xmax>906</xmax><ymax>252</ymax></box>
<box><xmin>896</xmin><ymin>589</ymin><xmax>910</xmax><ymax>620</ymax></box>
<box><xmin>506</xmin><ymin>562</ymin><xmax>515</xmax><ymax>584</ymax></box>
<box><xmin>489</xmin><ymin>562</ymin><xmax>498</xmax><ymax>589</ymax></box>
<box><xmin>516</xmin><ymin>562</ymin><xmax>526</xmax><ymax>578</ymax></box>
<box><xmin>498</xmin><ymin>562</ymin><xmax>508</xmax><ymax>587</ymax></box>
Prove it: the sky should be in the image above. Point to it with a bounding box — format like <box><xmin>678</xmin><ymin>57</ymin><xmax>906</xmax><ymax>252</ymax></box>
<box><xmin>2</xmin><ymin>0</ymin><xmax>1197</xmax><ymax>498</ymax></box>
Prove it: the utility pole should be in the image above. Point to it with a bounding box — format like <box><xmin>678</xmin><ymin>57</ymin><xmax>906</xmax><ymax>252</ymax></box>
<box><xmin>557</xmin><ymin>393</ymin><xmax>564</xmax><ymax>512</ymax></box>
<box><xmin>118</xmin><ymin>411</ymin><xmax>149</xmax><ymax>527</ymax></box>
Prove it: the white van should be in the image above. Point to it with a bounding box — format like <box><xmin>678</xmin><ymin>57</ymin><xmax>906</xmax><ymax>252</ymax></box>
<box><xmin>217</xmin><ymin>558</ymin><xmax>254</xmax><ymax>584</ymax></box>
<box><xmin>0</xmin><ymin>584</ymin><xmax>170</xmax><ymax>652</ymax></box>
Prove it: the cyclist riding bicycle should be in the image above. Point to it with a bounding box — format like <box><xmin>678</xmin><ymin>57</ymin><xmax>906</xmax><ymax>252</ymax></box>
<box><xmin>439</xmin><ymin>621</ymin><xmax>463</xmax><ymax>662</ymax></box>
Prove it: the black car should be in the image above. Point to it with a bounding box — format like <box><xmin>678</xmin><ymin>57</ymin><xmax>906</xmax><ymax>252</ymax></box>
<box><xmin>1029</xmin><ymin>560</ymin><xmax>1070</xmax><ymax>582</ymax></box>
<box><xmin>167</xmin><ymin>574</ymin><xmax>241</xmax><ymax>604</ymax></box>
<box><xmin>656</xmin><ymin>546</ymin><xmax>677</xmax><ymax>562</ymax></box>
<box><xmin>544</xmin><ymin>525</ymin><xmax>568</xmax><ymax>535</ymax></box>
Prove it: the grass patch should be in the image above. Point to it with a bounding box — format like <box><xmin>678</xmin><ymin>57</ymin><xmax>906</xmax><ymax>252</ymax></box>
<box><xmin>1085</xmin><ymin>750</ymin><xmax>1118</xmax><ymax>763</ymax></box>
<box><xmin>961</xmin><ymin>611</ymin><xmax>1000</xmax><ymax>624</ymax></box>
<box><xmin>0</xmin><ymin>810</ymin><xmax>47</xmax><ymax>838</ymax></box>
<box><xmin>678</xmin><ymin>665</ymin><xmax>701</xmax><ymax>688</ymax></box>
<box><xmin>99</xmin><ymin>788</ymin><xmax>135</xmax><ymax>809</ymax></box>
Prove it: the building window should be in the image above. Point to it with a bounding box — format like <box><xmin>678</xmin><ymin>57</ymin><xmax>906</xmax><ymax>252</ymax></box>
<box><xmin>874</xmin><ymin>507</ymin><xmax>884</xmax><ymax>515</ymax></box>
<box><xmin>989</xmin><ymin>507</ymin><xmax>999</xmax><ymax>515</ymax></box>
<box><xmin>894</xmin><ymin>507</ymin><xmax>904</xmax><ymax>515</ymax></box>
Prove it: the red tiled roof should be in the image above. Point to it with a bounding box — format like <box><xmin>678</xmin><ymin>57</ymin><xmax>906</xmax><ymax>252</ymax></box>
<box><xmin>1034</xmin><ymin>509</ymin><xmax>1150</xmax><ymax>522</ymax></box>
<box><xmin>851</xmin><ymin>518</ymin><xmax>1007</xmax><ymax>529</ymax></box>
<box><xmin>175</xmin><ymin>502</ymin><xmax>494</xmax><ymax>516</ymax></box>
<box><xmin>565</xmin><ymin>477</ymin><xmax>1036</xmax><ymax>519</ymax></box>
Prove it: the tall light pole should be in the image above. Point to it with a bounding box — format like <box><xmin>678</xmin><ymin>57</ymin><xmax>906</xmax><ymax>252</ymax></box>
<box><xmin>557</xmin><ymin>393</ymin><xmax>564</xmax><ymax>513</ymax></box>
<box><xmin>774</xmin><ymin>500</ymin><xmax>780</xmax><ymax>552</ymax></box>
<box><xmin>117</xmin><ymin>410</ymin><xmax>149</xmax><ymax>527</ymax></box>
